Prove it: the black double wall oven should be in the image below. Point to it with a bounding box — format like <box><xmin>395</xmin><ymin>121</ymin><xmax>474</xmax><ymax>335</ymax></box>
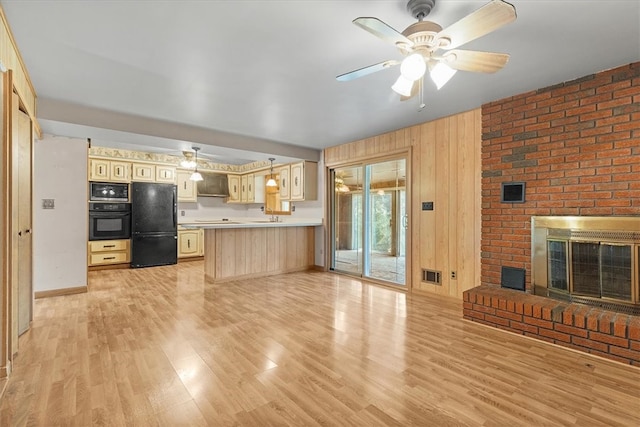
<box><xmin>89</xmin><ymin>182</ymin><xmax>131</xmax><ymax>241</ymax></box>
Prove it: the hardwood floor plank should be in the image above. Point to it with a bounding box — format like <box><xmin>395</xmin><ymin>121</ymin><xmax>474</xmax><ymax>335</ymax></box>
<box><xmin>0</xmin><ymin>261</ymin><xmax>638</xmax><ymax>426</ymax></box>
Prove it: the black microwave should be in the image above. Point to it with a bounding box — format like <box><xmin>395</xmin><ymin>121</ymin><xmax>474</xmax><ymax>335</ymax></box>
<box><xmin>90</xmin><ymin>182</ymin><xmax>129</xmax><ymax>202</ymax></box>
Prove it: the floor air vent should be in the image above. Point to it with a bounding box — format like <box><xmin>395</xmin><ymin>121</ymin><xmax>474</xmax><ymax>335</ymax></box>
<box><xmin>422</xmin><ymin>269</ymin><xmax>441</xmax><ymax>285</ymax></box>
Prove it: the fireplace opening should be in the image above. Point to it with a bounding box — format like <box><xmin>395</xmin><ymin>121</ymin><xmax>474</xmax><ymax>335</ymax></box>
<box><xmin>532</xmin><ymin>217</ymin><xmax>640</xmax><ymax>315</ymax></box>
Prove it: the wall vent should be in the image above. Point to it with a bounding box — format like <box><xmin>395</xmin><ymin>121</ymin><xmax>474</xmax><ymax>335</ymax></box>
<box><xmin>422</xmin><ymin>269</ymin><xmax>441</xmax><ymax>285</ymax></box>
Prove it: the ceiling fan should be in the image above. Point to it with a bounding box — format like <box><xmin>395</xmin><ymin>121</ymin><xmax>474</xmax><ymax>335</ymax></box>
<box><xmin>336</xmin><ymin>0</ymin><xmax>517</xmax><ymax>100</ymax></box>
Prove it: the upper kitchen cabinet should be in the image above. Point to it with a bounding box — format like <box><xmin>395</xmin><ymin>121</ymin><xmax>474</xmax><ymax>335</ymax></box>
<box><xmin>227</xmin><ymin>174</ymin><xmax>241</xmax><ymax>203</ymax></box>
<box><xmin>177</xmin><ymin>170</ymin><xmax>197</xmax><ymax>202</ymax></box>
<box><xmin>89</xmin><ymin>158</ymin><xmax>131</xmax><ymax>182</ymax></box>
<box><xmin>155</xmin><ymin>165</ymin><xmax>176</xmax><ymax>183</ymax></box>
<box><xmin>131</xmin><ymin>163</ymin><xmax>156</xmax><ymax>182</ymax></box>
<box><xmin>290</xmin><ymin>161</ymin><xmax>317</xmax><ymax>201</ymax></box>
<box><xmin>279</xmin><ymin>165</ymin><xmax>290</xmax><ymax>200</ymax></box>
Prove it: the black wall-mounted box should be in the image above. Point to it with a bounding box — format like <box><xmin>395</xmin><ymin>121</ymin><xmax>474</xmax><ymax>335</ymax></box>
<box><xmin>501</xmin><ymin>182</ymin><xmax>525</xmax><ymax>203</ymax></box>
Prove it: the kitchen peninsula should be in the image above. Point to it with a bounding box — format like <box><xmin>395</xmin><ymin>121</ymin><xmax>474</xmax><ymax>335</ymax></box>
<box><xmin>181</xmin><ymin>218</ymin><xmax>322</xmax><ymax>283</ymax></box>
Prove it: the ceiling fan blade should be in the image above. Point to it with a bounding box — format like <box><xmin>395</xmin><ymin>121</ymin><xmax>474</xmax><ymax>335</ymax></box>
<box><xmin>353</xmin><ymin>17</ymin><xmax>414</xmax><ymax>47</ymax></box>
<box><xmin>336</xmin><ymin>60</ymin><xmax>399</xmax><ymax>82</ymax></box>
<box><xmin>443</xmin><ymin>50</ymin><xmax>510</xmax><ymax>73</ymax></box>
<box><xmin>436</xmin><ymin>0</ymin><xmax>516</xmax><ymax>50</ymax></box>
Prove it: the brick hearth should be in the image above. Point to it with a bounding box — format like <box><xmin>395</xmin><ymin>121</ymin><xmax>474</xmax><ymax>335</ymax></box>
<box><xmin>463</xmin><ymin>287</ymin><xmax>640</xmax><ymax>365</ymax></box>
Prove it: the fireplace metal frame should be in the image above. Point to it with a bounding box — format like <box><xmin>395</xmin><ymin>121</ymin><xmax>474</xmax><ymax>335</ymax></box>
<box><xmin>531</xmin><ymin>216</ymin><xmax>640</xmax><ymax>313</ymax></box>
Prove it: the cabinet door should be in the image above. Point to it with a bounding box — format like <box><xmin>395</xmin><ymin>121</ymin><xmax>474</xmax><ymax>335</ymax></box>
<box><xmin>132</xmin><ymin>163</ymin><xmax>155</xmax><ymax>181</ymax></box>
<box><xmin>290</xmin><ymin>162</ymin><xmax>304</xmax><ymax>200</ymax></box>
<box><xmin>177</xmin><ymin>170</ymin><xmax>197</xmax><ymax>202</ymax></box>
<box><xmin>109</xmin><ymin>161</ymin><xmax>131</xmax><ymax>182</ymax></box>
<box><xmin>178</xmin><ymin>230</ymin><xmax>200</xmax><ymax>258</ymax></box>
<box><xmin>156</xmin><ymin>165</ymin><xmax>176</xmax><ymax>183</ymax></box>
<box><xmin>227</xmin><ymin>174</ymin><xmax>241</xmax><ymax>202</ymax></box>
<box><xmin>253</xmin><ymin>175</ymin><xmax>265</xmax><ymax>204</ymax></box>
<box><xmin>90</xmin><ymin>158</ymin><xmax>110</xmax><ymax>181</ymax></box>
<box><xmin>246</xmin><ymin>173</ymin><xmax>255</xmax><ymax>202</ymax></box>
<box><xmin>240</xmin><ymin>175</ymin><xmax>248</xmax><ymax>203</ymax></box>
<box><xmin>279</xmin><ymin>165</ymin><xmax>290</xmax><ymax>200</ymax></box>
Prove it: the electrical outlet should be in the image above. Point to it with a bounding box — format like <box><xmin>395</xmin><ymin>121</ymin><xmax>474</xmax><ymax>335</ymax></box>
<box><xmin>451</xmin><ymin>271</ymin><xmax>457</xmax><ymax>279</ymax></box>
<box><xmin>180</xmin><ymin>210</ymin><xmax>185</xmax><ymax>216</ymax></box>
<box><xmin>42</xmin><ymin>199</ymin><xmax>55</xmax><ymax>209</ymax></box>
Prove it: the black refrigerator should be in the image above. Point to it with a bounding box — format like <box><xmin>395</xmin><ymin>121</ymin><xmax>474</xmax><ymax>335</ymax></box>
<box><xmin>131</xmin><ymin>182</ymin><xmax>178</xmax><ymax>268</ymax></box>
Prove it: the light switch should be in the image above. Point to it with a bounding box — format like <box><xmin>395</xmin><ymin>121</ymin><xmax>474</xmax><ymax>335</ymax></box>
<box><xmin>42</xmin><ymin>199</ymin><xmax>55</xmax><ymax>209</ymax></box>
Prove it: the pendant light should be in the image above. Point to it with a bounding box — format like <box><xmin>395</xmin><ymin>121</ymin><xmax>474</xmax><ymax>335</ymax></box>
<box><xmin>189</xmin><ymin>147</ymin><xmax>203</xmax><ymax>182</ymax></box>
<box><xmin>266</xmin><ymin>158</ymin><xmax>277</xmax><ymax>187</ymax></box>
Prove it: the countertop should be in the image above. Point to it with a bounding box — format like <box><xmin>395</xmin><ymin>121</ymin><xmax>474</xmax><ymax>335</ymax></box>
<box><xmin>179</xmin><ymin>217</ymin><xmax>323</xmax><ymax>229</ymax></box>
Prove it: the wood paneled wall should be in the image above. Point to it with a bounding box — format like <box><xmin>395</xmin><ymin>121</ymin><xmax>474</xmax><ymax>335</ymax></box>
<box><xmin>324</xmin><ymin>109</ymin><xmax>482</xmax><ymax>299</ymax></box>
<box><xmin>0</xmin><ymin>6</ymin><xmax>38</xmax><ymax>134</ymax></box>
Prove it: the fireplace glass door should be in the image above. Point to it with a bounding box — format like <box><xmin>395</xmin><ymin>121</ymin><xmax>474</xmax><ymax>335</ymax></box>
<box><xmin>548</xmin><ymin>240</ymin><xmax>634</xmax><ymax>302</ymax></box>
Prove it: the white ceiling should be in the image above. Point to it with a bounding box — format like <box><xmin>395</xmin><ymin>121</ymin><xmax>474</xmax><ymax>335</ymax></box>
<box><xmin>2</xmin><ymin>0</ymin><xmax>639</xmax><ymax>165</ymax></box>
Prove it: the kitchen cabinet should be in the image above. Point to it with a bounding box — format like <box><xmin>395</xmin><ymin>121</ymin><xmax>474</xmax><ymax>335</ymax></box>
<box><xmin>177</xmin><ymin>170</ymin><xmax>197</xmax><ymax>202</ymax></box>
<box><xmin>89</xmin><ymin>158</ymin><xmax>131</xmax><ymax>182</ymax></box>
<box><xmin>178</xmin><ymin>228</ymin><xmax>204</xmax><ymax>258</ymax></box>
<box><xmin>156</xmin><ymin>165</ymin><xmax>176</xmax><ymax>183</ymax></box>
<box><xmin>253</xmin><ymin>175</ymin><xmax>265</xmax><ymax>203</ymax></box>
<box><xmin>227</xmin><ymin>174</ymin><xmax>241</xmax><ymax>202</ymax></box>
<box><xmin>132</xmin><ymin>163</ymin><xmax>156</xmax><ymax>182</ymax></box>
<box><xmin>88</xmin><ymin>239</ymin><xmax>130</xmax><ymax>266</ymax></box>
<box><xmin>279</xmin><ymin>165</ymin><xmax>290</xmax><ymax>200</ymax></box>
<box><xmin>290</xmin><ymin>161</ymin><xmax>317</xmax><ymax>201</ymax></box>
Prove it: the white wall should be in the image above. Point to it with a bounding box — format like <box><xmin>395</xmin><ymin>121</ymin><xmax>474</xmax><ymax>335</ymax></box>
<box><xmin>33</xmin><ymin>135</ymin><xmax>88</xmax><ymax>292</ymax></box>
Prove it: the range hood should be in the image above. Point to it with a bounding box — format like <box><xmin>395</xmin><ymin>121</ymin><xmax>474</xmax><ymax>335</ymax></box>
<box><xmin>197</xmin><ymin>172</ymin><xmax>230</xmax><ymax>197</ymax></box>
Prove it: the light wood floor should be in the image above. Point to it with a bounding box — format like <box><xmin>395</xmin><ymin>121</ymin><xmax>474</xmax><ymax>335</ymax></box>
<box><xmin>1</xmin><ymin>261</ymin><xmax>639</xmax><ymax>426</ymax></box>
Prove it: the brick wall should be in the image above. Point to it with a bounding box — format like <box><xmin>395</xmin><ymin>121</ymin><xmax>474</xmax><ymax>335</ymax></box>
<box><xmin>472</xmin><ymin>62</ymin><xmax>640</xmax><ymax>365</ymax></box>
<box><xmin>481</xmin><ymin>62</ymin><xmax>640</xmax><ymax>289</ymax></box>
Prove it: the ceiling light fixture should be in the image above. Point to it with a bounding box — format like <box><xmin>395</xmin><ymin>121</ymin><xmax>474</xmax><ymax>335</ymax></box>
<box><xmin>189</xmin><ymin>147</ymin><xmax>203</xmax><ymax>182</ymax></box>
<box><xmin>266</xmin><ymin>158</ymin><xmax>277</xmax><ymax>187</ymax></box>
<box><xmin>391</xmin><ymin>75</ymin><xmax>414</xmax><ymax>97</ymax></box>
<box><xmin>429</xmin><ymin>61</ymin><xmax>457</xmax><ymax>90</ymax></box>
<box><xmin>400</xmin><ymin>53</ymin><xmax>426</xmax><ymax>81</ymax></box>
<box><xmin>180</xmin><ymin>151</ymin><xmax>197</xmax><ymax>169</ymax></box>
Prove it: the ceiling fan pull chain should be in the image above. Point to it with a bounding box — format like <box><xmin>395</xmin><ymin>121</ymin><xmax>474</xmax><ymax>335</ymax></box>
<box><xmin>418</xmin><ymin>77</ymin><xmax>426</xmax><ymax>111</ymax></box>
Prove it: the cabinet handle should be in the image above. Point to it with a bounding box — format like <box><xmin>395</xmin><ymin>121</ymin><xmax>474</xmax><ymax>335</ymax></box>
<box><xmin>103</xmin><ymin>244</ymin><xmax>115</xmax><ymax>248</ymax></box>
<box><xmin>187</xmin><ymin>239</ymin><xmax>191</xmax><ymax>249</ymax></box>
<box><xmin>295</xmin><ymin>177</ymin><xmax>299</xmax><ymax>186</ymax></box>
<box><xmin>104</xmin><ymin>256</ymin><xmax>116</xmax><ymax>260</ymax></box>
<box><xmin>183</xmin><ymin>182</ymin><xmax>187</xmax><ymax>190</ymax></box>
<box><xmin>282</xmin><ymin>178</ymin><xmax>286</xmax><ymax>188</ymax></box>
<box><xmin>233</xmin><ymin>185</ymin><xmax>237</xmax><ymax>192</ymax></box>
<box><xmin>99</xmin><ymin>165</ymin><xmax>104</xmax><ymax>174</ymax></box>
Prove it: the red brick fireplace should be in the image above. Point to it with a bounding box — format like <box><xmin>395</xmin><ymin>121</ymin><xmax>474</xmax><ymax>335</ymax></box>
<box><xmin>463</xmin><ymin>62</ymin><xmax>640</xmax><ymax>365</ymax></box>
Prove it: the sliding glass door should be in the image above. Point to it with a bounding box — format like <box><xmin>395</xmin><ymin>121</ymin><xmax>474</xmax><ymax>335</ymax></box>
<box><xmin>330</xmin><ymin>158</ymin><xmax>407</xmax><ymax>286</ymax></box>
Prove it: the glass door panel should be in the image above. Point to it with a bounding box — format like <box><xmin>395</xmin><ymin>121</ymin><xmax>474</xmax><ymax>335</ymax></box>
<box><xmin>331</xmin><ymin>166</ymin><xmax>363</xmax><ymax>276</ymax></box>
<box><xmin>366</xmin><ymin>160</ymin><xmax>406</xmax><ymax>285</ymax></box>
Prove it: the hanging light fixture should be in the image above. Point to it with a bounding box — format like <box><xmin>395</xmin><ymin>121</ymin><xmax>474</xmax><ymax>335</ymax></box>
<box><xmin>266</xmin><ymin>158</ymin><xmax>277</xmax><ymax>187</ymax></box>
<box><xmin>189</xmin><ymin>147</ymin><xmax>203</xmax><ymax>182</ymax></box>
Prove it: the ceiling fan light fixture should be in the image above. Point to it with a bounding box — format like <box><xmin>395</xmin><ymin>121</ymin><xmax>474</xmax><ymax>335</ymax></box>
<box><xmin>391</xmin><ymin>75</ymin><xmax>414</xmax><ymax>97</ymax></box>
<box><xmin>430</xmin><ymin>62</ymin><xmax>457</xmax><ymax>90</ymax></box>
<box><xmin>400</xmin><ymin>53</ymin><xmax>426</xmax><ymax>81</ymax></box>
<box><xmin>181</xmin><ymin>159</ymin><xmax>196</xmax><ymax>168</ymax></box>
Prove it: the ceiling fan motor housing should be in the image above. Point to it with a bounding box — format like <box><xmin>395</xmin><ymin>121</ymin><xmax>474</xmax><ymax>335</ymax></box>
<box><xmin>407</xmin><ymin>0</ymin><xmax>436</xmax><ymax>20</ymax></box>
<box><xmin>401</xmin><ymin>20</ymin><xmax>444</xmax><ymax>55</ymax></box>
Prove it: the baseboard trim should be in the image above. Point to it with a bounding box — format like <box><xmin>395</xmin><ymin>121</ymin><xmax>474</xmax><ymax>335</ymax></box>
<box><xmin>35</xmin><ymin>286</ymin><xmax>88</xmax><ymax>299</ymax></box>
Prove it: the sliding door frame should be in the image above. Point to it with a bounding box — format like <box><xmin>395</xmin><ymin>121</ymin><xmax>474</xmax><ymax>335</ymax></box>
<box><xmin>325</xmin><ymin>149</ymin><xmax>412</xmax><ymax>291</ymax></box>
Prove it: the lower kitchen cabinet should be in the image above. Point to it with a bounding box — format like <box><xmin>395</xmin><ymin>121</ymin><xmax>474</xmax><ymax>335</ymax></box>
<box><xmin>88</xmin><ymin>239</ymin><xmax>130</xmax><ymax>266</ymax></box>
<box><xmin>178</xmin><ymin>228</ymin><xmax>204</xmax><ymax>258</ymax></box>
